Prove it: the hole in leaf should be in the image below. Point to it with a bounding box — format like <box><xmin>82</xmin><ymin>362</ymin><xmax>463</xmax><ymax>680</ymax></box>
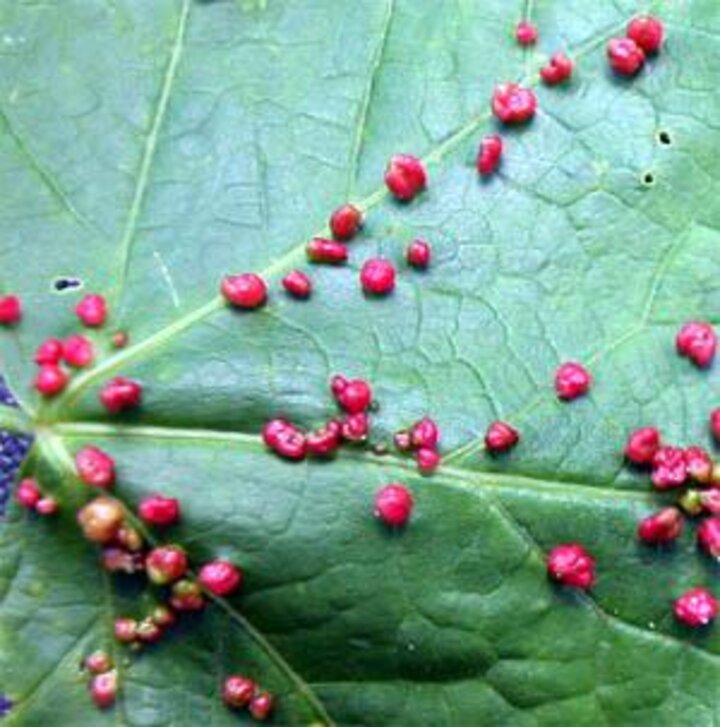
<box><xmin>657</xmin><ymin>130</ymin><xmax>672</xmax><ymax>146</ymax></box>
<box><xmin>52</xmin><ymin>277</ymin><xmax>83</xmax><ymax>292</ymax></box>
<box><xmin>642</xmin><ymin>172</ymin><xmax>655</xmax><ymax>187</ymax></box>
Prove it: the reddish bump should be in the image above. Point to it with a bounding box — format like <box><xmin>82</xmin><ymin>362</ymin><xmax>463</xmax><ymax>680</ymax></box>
<box><xmin>0</xmin><ymin>295</ymin><xmax>22</xmax><ymax>325</ymax></box>
<box><xmin>627</xmin><ymin>15</ymin><xmax>664</xmax><ymax>54</ymax></box>
<box><xmin>34</xmin><ymin>338</ymin><xmax>64</xmax><ymax>365</ymax></box>
<box><xmin>476</xmin><ymin>134</ymin><xmax>503</xmax><ymax>176</ymax></box>
<box><xmin>138</xmin><ymin>495</ymin><xmax>181</xmax><ymax>527</ymax></box>
<box><xmin>485</xmin><ymin>421</ymin><xmax>519</xmax><ymax>453</ymax></box>
<box><xmin>281</xmin><ymin>270</ymin><xmax>313</xmax><ymax>299</ymax></box>
<box><xmin>416</xmin><ymin>447</ymin><xmax>441</xmax><ymax>475</ymax></box>
<box><xmin>374</xmin><ymin>483</ymin><xmax>414</xmax><ymax>527</ymax></box>
<box><xmin>515</xmin><ymin>20</ymin><xmax>538</xmax><ymax>46</ymax></box>
<box><xmin>76</xmin><ymin>294</ymin><xmax>108</xmax><ymax>328</ymax></box>
<box><xmin>547</xmin><ymin>543</ymin><xmax>595</xmax><ymax>589</ymax></box>
<box><xmin>63</xmin><ymin>334</ymin><xmax>94</xmax><ymax>368</ymax></box>
<box><xmin>406</xmin><ymin>239</ymin><xmax>431</xmax><ymax>269</ymax></box>
<box><xmin>554</xmin><ymin>361</ymin><xmax>592</xmax><ymax>400</ymax></box>
<box><xmin>651</xmin><ymin>446</ymin><xmax>687</xmax><ymax>490</ymax></box>
<box><xmin>637</xmin><ymin>507</ymin><xmax>683</xmax><ymax>544</ymax></box>
<box><xmin>306</xmin><ymin>238</ymin><xmax>348</xmax><ymax>264</ymax></box>
<box><xmin>607</xmin><ymin>37</ymin><xmax>645</xmax><ymax>76</ymax></box>
<box><xmin>221</xmin><ymin>273</ymin><xmax>267</xmax><ymax>309</ymax></box>
<box><xmin>674</xmin><ymin>587</ymin><xmax>718</xmax><ymax>627</ymax></box>
<box><xmin>491</xmin><ymin>83</ymin><xmax>537</xmax><ymax>124</ymax></box>
<box><xmin>198</xmin><ymin>560</ymin><xmax>243</xmax><ymax>597</ymax></box>
<box><xmin>624</xmin><ymin>427</ymin><xmax>661</xmax><ymax>465</ymax></box>
<box><xmin>34</xmin><ymin>364</ymin><xmax>69</xmax><ymax>397</ymax></box>
<box><xmin>384</xmin><ymin>154</ymin><xmax>427</xmax><ymax>202</ymax></box>
<box><xmin>676</xmin><ymin>321</ymin><xmax>717</xmax><ymax>368</ymax></box>
<box><xmin>99</xmin><ymin>377</ymin><xmax>142</xmax><ymax>413</ymax></box>
<box><xmin>360</xmin><ymin>259</ymin><xmax>396</xmax><ymax>296</ymax></box>
<box><xmin>540</xmin><ymin>52</ymin><xmax>574</xmax><ymax>85</ymax></box>
<box><xmin>329</xmin><ymin>204</ymin><xmax>363</xmax><ymax>241</ymax></box>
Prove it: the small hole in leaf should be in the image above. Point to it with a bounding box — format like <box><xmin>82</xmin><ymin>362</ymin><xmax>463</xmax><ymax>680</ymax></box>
<box><xmin>657</xmin><ymin>130</ymin><xmax>672</xmax><ymax>146</ymax></box>
<box><xmin>642</xmin><ymin>172</ymin><xmax>655</xmax><ymax>186</ymax></box>
<box><xmin>52</xmin><ymin>277</ymin><xmax>83</xmax><ymax>292</ymax></box>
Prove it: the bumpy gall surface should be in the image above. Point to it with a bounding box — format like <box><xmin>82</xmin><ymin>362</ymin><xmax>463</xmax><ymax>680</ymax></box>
<box><xmin>0</xmin><ymin>295</ymin><xmax>21</xmax><ymax>325</ymax></box>
<box><xmin>138</xmin><ymin>495</ymin><xmax>181</xmax><ymax>526</ymax></box>
<box><xmin>674</xmin><ymin>588</ymin><xmax>718</xmax><ymax>627</ymax></box>
<box><xmin>63</xmin><ymin>334</ymin><xmax>94</xmax><ymax>368</ymax></box>
<box><xmin>85</xmin><ymin>651</ymin><xmax>113</xmax><ymax>675</ymax></box>
<box><xmin>360</xmin><ymin>259</ymin><xmax>396</xmax><ymax>295</ymax></box>
<box><xmin>306</xmin><ymin>422</ymin><xmax>342</xmax><ymax>457</ymax></box>
<box><xmin>274</xmin><ymin>425</ymin><xmax>308</xmax><ymax>460</ymax></box>
<box><xmin>146</xmin><ymin>545</ymin><xmax>188</xmax><ymax>585</ymax></box>
<box><xmin>607</xmin><ymin>38</ymin><xmax>645</xmax><ymax>76</ymax></box>
<box><xmin>329</xmin><ymin>204</ymin><xmax>363</xmax><ymax>241</ymax></box>
<box><xmin>547</xmin><ymin>543</ymin><xmax>595</xmax><ymax>589</ymax></box>
<box><xmin>411</xmin><ymin>417</ymin><xmax>439</xmax><ymax>450</ymax></box>
<box><xmin>89</xmin><ymin>670</ymin><xmax>118</xmax><ymax>709</ymax></box>
<box><xmin>554</xmin><ymin>361</ymin><xmax>592</xmax><ymax>400</ymax></box>
<box><xmin>281</xmin><ymin>270</ymin><xmax>313</xmax><ymax>299</ymax></box>
<box><xmin>220</xmin><ymin>273</ymin><xmax>267</xmax><ymax>309</ymax></box>
<box><xmin>685</xmin><ymin>446</ymin><xmax>713</xmax><ymax>484</ymax></box>
<box><xmin>114</xmin><ymin>618</ymin><xmax>138</xmax><ymax>643</ymax></box>
<box><xmin>136</xmin><ymin>619</ymin><xmax>163</xmax><ymax>644</ymax></box>
<box><xmin>34</xmin><ymin>364</ymin><xmax>69</xmax><ymax>397</ymax></box>
<box><xmin>476</xmin><ymin>134</ymin><xmax>503</xmax><ymax>176</ymax></box>
<box><xmin>540</xmin><ymin>52</ymin><xmax>574</xmax><ymax>85</ymax></box>
<box><xmin>637</xmin><ymin>507</ymin><xmax>683</xmax><ymax>544</ymax></box>
<box><xmin>626</xmin><ymin>15</ymin><xmax>664</xmax><ymax>54</ymax></box>
<box><xmin>676</xmin><ymin>321</ymin><xmax>717</xmax><ymax>368</ymax></box>
<box><xmin>624</xmin><ymin>427</ymin><xmax>661</xmax><ymax>465</ymax></box>
<box><xmin>170</xmin><ymin>579</ymin><xmax>205</xmax><ymax>612</ymax></box>
<box><xmin>99</xmin><ymin>377</ymin><xmax>143</xmax><ymax>413</ymax></box>
<box><xmin>406</xmin><ymin>239</ymin><xmax>431</xmax><ymax>269</ymax></box>
<box><xmin>374</xmin><ymin>484</ymin><xmax>414</xmax><ymax>527</ymax></box>
<box><xmin>334</xmin><ymin>378</ymin><xmax>372</xmax><ymax>414</ymax></box>
<box><xmin>223</xmin><ymin>676</ymin><xmax>257</xmax><ymax>709</ymax></box>
<box><xmin>16</xmin><ymin>478</ymin><xmax>41</xmax><ymax>509</ymax></box>
<box><xmin>515</xmin><ymin>20</ymin><xmax>537</xmax><ymax>46</ymax></box>
<box><xmin>651</xmin><ymin>446</ymin><xmax>687</xmax><ymax>490</ymax></box>
<box><xmin>249</xmin><ymin>692</ymin><xmax>274</xmax><ymax>721</ymax></box>
<box><xmin>77</xmin><ymin>496</ymin><xmax>124</xmax><ymax>544</ymax></box>
<box><xmin>393</xmin><ymin>430</ymin><xmax>412</xmax><ymax>452</ymax></box>
<box><xmin>698</xmin><ymin>517</ymin><xmax>720</xmax><ymax>559</ymax></box>
<box><xmin>384</xmin><ymin>154</ymin><xmax>427</xmax><ymax>202</ymax></box>
<box><xmin>416</xmin><ymin>447</ymin><xmax>441</xmax><ymax>475</ymax></box>
<box><xmin>75</xmin><ymin>294</ymin><xmax>107</xmax><ymax>328</ymax></box>
<box><xmin>199</xmin><ymin>560</ymin><xmax>243</xmax><ymax>596</ymax></box>
<box><xmin>485</xmin><ymin>421</ymin><xmax>519</xmax><ymax>453</ymax></box>
<box><xmin>306</xmin><ymin>238</ymin><xmax>348</xmax><ymax>264</ymax></box>
<box><xmin>75</xmin><ymin>446</ymin><xmax>116</xmax><ymax>488</ymax></box>
<box><xmin>700</xmin><ymin>490</ymin><xmax>720</xmax><ymax>515</ymax></box>
<box><xmin>341</xmin><ymin>412</ymin><xmax>369</xmax><ymax>442</ymax></box>
<box><xmin>34</xmin><ymin>338</ymin><xmax>64</xmax><ymax>365</ymax></box>
<box><xmin>111</xmin><ymin>331</ymin><xmax>129</xmax><ymax>349</ymax></box>
<box><xmin>262</xmin><ymin>418</ymin><xmax>292</xmax><ymax>449</ymax></box>
<box><xmin>35</xmin><ymin>497</ymin><xmax>58</xmax><ymax>516</ymax></box>
<box><xmin>492</xmin><ymin>83</ymin><xmax>537</xmax><ymax>124</ymax></box>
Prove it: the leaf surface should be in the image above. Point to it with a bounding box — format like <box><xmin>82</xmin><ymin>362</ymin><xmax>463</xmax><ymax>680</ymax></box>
<box><xmin>2</xmin><ymin>0</ymin><xmax>720</xmax><ymax>724</ymax></box>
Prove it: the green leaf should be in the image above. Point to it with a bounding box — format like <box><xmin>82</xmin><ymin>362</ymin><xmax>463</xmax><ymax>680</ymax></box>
<box><xmin>2</xmin><ymin>0</ymin><xmax>720</xmax><ymax>724</ymax></box>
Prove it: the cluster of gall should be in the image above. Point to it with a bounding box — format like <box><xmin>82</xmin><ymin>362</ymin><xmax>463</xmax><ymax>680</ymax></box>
<box><xmin>15</xmin><ymin>477</ymin><xmax>58</xmax><ymax>516</ymax></box>
<box><xmin>223</xmin><ymin>675</ymin><xmax>274</xmax><ymax>721</ymax></box>
<box><xmin>84</xmin><ymin>652</ymin><xmax>118</xmax><ymax>710</ymax></box>
<box><xmin>394</xmin><ymin>416</ymin><xmax>441</xmax><ymax>474</ymax></box>
<box><xmin>607</xmin><ymin>15</ymin><xmax>664</xmax><ymax>76</ymax></box>
<box><xmin>262</xmin><ymin>375</ymin><xmax>374</xmax><ymax>461</ymax></box>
